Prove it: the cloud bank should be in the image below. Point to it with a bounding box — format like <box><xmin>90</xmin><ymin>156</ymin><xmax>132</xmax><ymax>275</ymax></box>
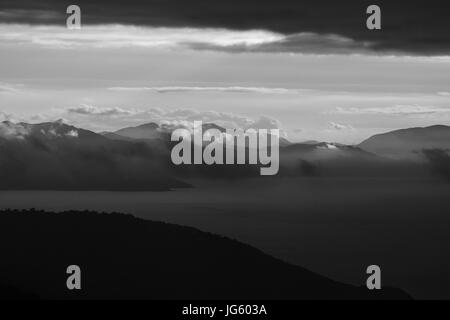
<box><xmin>0</xmin><ymin>0</ymin><xmax>449</xmax><ymax>55</ymax></box>
<box><xmin>329</xmin><ymin>121</ymin><xmax>354</xmax><ymax>130</ymax></box>
<box><xmin>108</xmin><ymin>86</ymin><xmax>308</xmax><ymax>94</ymax></box>
<box><xmin>0</xmin><ymin>24</ymin><xmax>375</xmax><ymax>55</ymax></box>
<box><xmin>64</xmin><ymin>105</ymin><xmax>287</xmax><ymax>137</ymax></box>
<box><xmin>333</xmin><ymin>105</ymin><xmax>450</xmax><ymax>116</ymax></box>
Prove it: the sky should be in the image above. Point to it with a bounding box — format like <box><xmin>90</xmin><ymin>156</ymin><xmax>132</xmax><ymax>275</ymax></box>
<box><xmin>0</xmin><ymin>0</ymin><xmax>449</xmax><ymax>144</ymax></box>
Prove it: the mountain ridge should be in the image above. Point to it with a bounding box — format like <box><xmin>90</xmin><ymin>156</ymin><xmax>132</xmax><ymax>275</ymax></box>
<box><xmin>358</xmin><ymin>125</ymin><xmax>450</xmax><ymax>159</ymax></box>
<box><xmin>0</xmin><ymin>209</ymin><xmax>412</xmax><ymax>300</ymax></box>
<box><xmin>1</xmin><ymin>120</ymin><xmax>448</xmax><ymax>187</ymax></box>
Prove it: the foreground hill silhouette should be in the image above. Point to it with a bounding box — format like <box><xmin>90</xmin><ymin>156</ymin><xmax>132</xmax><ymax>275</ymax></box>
<box><xmin>0</xmin><ymin>210</ymin><xmax>410</xmax><ymax>300</ymax></box>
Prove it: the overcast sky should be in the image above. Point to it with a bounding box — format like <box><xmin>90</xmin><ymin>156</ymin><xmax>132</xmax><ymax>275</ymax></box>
<box><xmin>1</xmin><ymin>0</ymin><xmax>449</xmax><ymax>143</ymax></box>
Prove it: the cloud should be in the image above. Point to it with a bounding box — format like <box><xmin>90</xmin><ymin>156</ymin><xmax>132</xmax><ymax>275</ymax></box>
<box><xmin>0</xmin><ymin>23</ymin><xmax>374</xmax><ymax>55</ymax></box>
<box><xmin>0</xmin><ymin>9</ymin><xmax>63</xmax><ymax>22</ymax></box>
<box><xmin>0</xmin><ymin>110</ymin><xmax>57</xmax><ymax>124</ymax></box>
<box><xmin>251</xmin><ymin>116</ymin><xmax>283</xmax><ymax>130</ymax></box>
<box><xmin>2</xmin><ymin>19</ymin><xmax>450</xmax><ymax>56</ymax></box>
<box><xmin>62</xmin><ymin>105</ymin><xmax>287</xmax><ymax>136</ymax></box>
<box><xmin>152</xmin><ymin>109</ymin><xmax>285</xmax><ymax>135</ymax></box>
<box><xmin>0</xmin><ymin>111</ymin><xmax>15</xmax><ymax>122</ymax></box>
<box><xmin>109</xmin><ymin>86</ymin><xmax>308</xmax><ymax>94</ymax></box>
<box><xmin>0</xmin><ymin>121</ymin><xmax>30</xmax><ymax>140</ymax></box>
<box><xmin>329</xmin><ymin>121</ymin><xmax>354</xmax><ymax>130</ymax></box>
<box><xmin>189</xmin><ymin>32</ymin><xmax>374</xmax><ymax>54</ymax></box>
<box><xmin>0</xmin><ymin>0</ymin><xmax>449</xmax><ymax>55</ymax></box>
<box><xmin>65</xmin><ymin>129</ymin><xmax>79</xmax><ymax>138</ymax></box>
<box><xmin>0</xmin><ymin>24</ymin><xmax>429</xmax><ymax>56</ymax></box>
<box><xmin>0</xmin><ymin>82</ymin><xmax>21</xmax><ymax>94</ymax></box>
<box><xmin>67</xmin><ymin>104</ymin><xmax>140</xmax><ymax>116</ymax></box>
<box><xmin>29</xmin><ymin>114</ymin><xmax>49</xmax><ymax>122</ymax></box>
<box><xmin>0</xmin><ymin>24</ymin><xmax>284</xmax><ymax>50</ymax></box>
<box><xmin>332</xmin><ymin>105</ymin><xmax>450</xmax><ymax>116</ymax></box>
<box><xmin>437</xmin><ymin>92</ymin><xmax>450</xmax><ymax>96</ymax></box>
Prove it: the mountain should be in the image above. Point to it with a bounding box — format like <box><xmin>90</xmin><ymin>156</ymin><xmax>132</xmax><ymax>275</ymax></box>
<box><xmin>1</xmin><ymin>120</ymin><xmax>102</xmax><ymax>141</ymax></box>
<box><xmin>301</xmin><ymin>140</ymin><xmax>321</xmax><ymax>145</ymax></box>
<box><xmin>278</xmin><ymin>142</ymin><xmax>407</xmax><ymax>177</ymax></box>
<box><xmin>358</xmin><ymin>125</ymin><xmax>450</xmax><ymax>159</ymax></box>
<box><xmin>100</xmin><ymin>131</ymin><xmax>136</xmax><ymax>141</ymax></box>
<box><xmin>0</xmin><ymin>121</ymin><xmax>187</xmax><ymax>190</ymax></box>
<box><xmin>0</xmin><ymin>120</ymin><xmax>446</xmax><ymax>188</ymax></box>
<box><xmin>112</xmin><ymin>122</ymin><xmax>165</xmax><ymax>140</ymax></box>
<box><xmin>111</xmin><ymin>121</ymin><xmax>292</xmax><ymax>145</ymax></box>
<box><xmin>201</xmin><ymin>122</ymin><xmax>226</xmax><ymax>132</ymax></box>
<box><xmin>0</xmin><ymin>209</ymin><xmax>411</xmax><ymax>300</ymax></box>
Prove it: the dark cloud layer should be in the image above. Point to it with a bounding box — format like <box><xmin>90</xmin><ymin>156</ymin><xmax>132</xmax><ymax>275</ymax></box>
<box><xmin>0</xmin><ymin>0</ymin><xmax>449</xmax><ymax>55</ymax></box>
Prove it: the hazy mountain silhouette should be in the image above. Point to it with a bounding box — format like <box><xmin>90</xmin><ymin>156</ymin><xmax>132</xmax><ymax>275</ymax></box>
<box><xmin>300</xmin><ymin>140</ymin><xmax>321</xmax><ymax>145</ymax></box>
<box><xmin>0</xmin><ymin>121</ymin><xmax>187</xmax><ymax>190</ymax></box>
<box><xmin>0</xmin><ymin>209</ymin><xmax>411</xmax><ymax>300</ymax></box>
<box><xmin>422</xmin><ymin>149</ymin><xmax>450</xmax><ymax>180</ymax></box>
<box><xmin>112</xmin><ymin>121</ymin><xmax>292</xmax><ymax>146</ymax></box>
<box><xmin>0</xmin><ymin>120</ymin><xmax>448</xmax><ymax>189</ymax></box>
<box><xmin>358</xmin><ymin>125</ymin><xmax>450</xmax><ymax>159</ymax></box>
<box><xmin>201</xmin><ymin>122</ymin><xmax>227</xmax><ymax>132</ymax></box>
<box><xmin>100</xmin><ymin>131</ymin><xmax>136</xmax><ymax>141</ymax></box>
<box><xmin>107</xmin><ymin>121</ymin><xmax>282</xmax><ymax>178</ymax></box>
<box><xmin>277</xmin><ymin>141</ymin><xmax>428</xmax><ymax>177</ymax></box>
<box><xmin>112</xmin><ymin>122</ymin><xmax>165</xmax><ymax>140</ymax></box>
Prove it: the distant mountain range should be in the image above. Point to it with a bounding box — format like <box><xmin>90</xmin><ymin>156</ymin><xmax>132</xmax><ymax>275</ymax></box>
<box><xmin>106</xmin><ymin>122</ymin><xmax>167</xmax><ymax>141</ymax></box>
<box><xmin>102</xmin><ymin>121</ymin><xmax>292</xmax><ymax>146</ymax></box>
<box><xmin>0</xmin><ymin>121</ymin><xmax>449</xmax><ymax>190</ymax></box>
<box><xmin>0</xmin><ymin>120</ymin><xmax>186</xmax><ymax>190</ymax></box>
<box><xmin>358</xmin><ymin>125</ymin><xmax>450</xmax><ymax>159</ymax></box>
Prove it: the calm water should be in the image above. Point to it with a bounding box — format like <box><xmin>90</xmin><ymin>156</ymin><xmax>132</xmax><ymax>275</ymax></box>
<box><xmin>0</xmin><ymin>177</ymin><xmax>449</xmax><ymax>299</ymax></box>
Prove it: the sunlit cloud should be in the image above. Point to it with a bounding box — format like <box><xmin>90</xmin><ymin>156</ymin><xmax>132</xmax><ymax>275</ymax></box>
<box><xmin>0</xmin><ymin>82</ymin><xmax>22</xmax><ymax>94</ymax></box>
<box><xmin>1</xmin><ymin>23</ymin><xmax>449</xmax><ymax>57</ymax></box>
<box><xmin>60</xmin><ymin>105</ymin><xmax>287</xmax><ymax>136</ymax></box>
<box><xmin>108</xmin><ymin>86</ymin><xmax>309</xmax><ymax>94</ymax></box>
<box><xmin>329</xmin><ymin>121</ymin><xmax>354</xmax><ymax>130</ymax></box>
<box><xmin>67</xmin><ymin>104</ymin><xmax>141</xmax><ymax>116</ymax></box>
<box><xmin>0</xmin><ymin>24</ymin><xmax>377</xmax><ymax>55</ymax></box>
<box><xmin>0</xmin><ymin>24</ymin><xmax>283</xmax><ymax>49</ymax></box>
